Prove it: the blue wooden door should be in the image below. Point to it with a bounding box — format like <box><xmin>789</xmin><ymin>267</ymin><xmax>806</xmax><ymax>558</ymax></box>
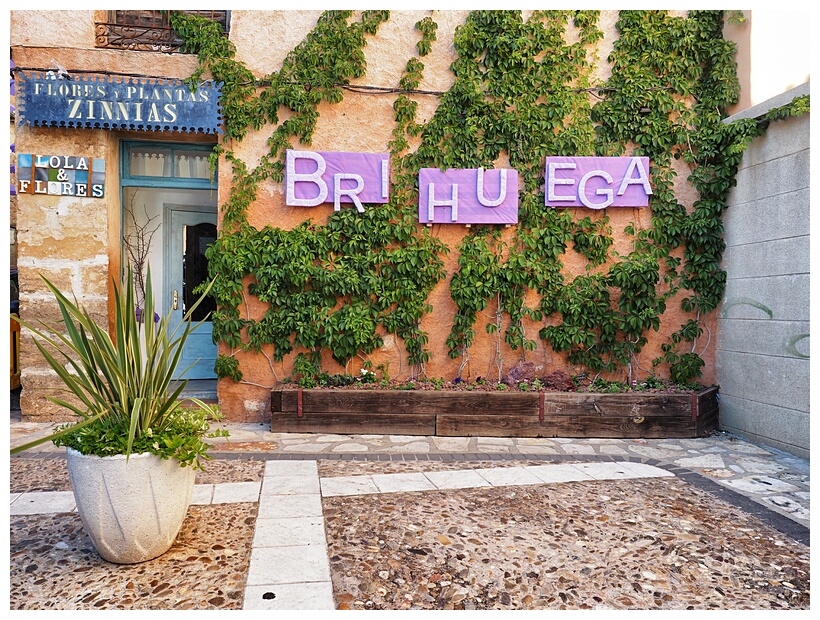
<box><xmin>164</xmin><ymin>205</ymin><xmax>218</xmax><ymax>380</ymax></box>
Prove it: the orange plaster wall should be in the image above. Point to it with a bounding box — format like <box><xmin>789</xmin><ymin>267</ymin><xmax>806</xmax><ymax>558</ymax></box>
<box><xmin>215</xmin><ymin>10</ymin><xmax>717</xmax><ymax>421</ymax></box>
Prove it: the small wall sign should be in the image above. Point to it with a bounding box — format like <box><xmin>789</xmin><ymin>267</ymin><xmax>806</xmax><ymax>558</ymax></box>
<box><xmin>286</xmin><ymin>149</ymin><xmax>390</xmax><ymax>212</ymax></box>
<box><xmin>418</xmin><ymin>167</ymin><xmax>519</xmax><ymax>225</ymax></box>
<box><xmin>545</xmin><ymin>156</ymin><xmax>652</xmax><ymax>209</ymax></box>
<box><xmin>16</xmin><ymin>154</ymin><xmax>105</xmax><ymax>198</ymax></box>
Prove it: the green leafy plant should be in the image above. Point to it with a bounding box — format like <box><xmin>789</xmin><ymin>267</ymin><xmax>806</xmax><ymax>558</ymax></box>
<box><xmin>10</xmin><ymin>268</ymin><xmax>227</xmax><ymax>470</ymax></box>
<box><xmin>425</xmin><ymin>377</ymin><xmax>445</xmax><ymax>390</ymax></box>
<box><xmin>587</xmin><ymin>377</ymin><xmax>629</xmax><ymax>393</ymax></box>
<box><xmin>167</xmin><ymin>10</ymin><xmax>808</xmax><ymax>392</ymax></box>
<box><xmin>635</xmin><ymin>374</ymin><xmax>665</xmax><ymax>391</ymax></box>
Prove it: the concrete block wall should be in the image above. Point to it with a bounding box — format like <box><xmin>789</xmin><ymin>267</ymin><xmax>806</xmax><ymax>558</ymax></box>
<box><xmin>716</xmin><ymin>83</ymin><xmax>810</xmax><ymax>459</ymax></box>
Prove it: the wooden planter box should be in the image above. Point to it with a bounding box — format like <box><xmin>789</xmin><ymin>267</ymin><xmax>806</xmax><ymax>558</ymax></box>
<box><xmin>270</xmin><ymin>386</ymin><xmax>719</xmax><ymax>439</ymax></box>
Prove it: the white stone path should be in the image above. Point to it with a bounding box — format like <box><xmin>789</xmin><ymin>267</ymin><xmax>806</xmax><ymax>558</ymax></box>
<box><xmin>10</xmin><ymin>460</ymin><xmax>675</xmax><ymax>610</ymax></box>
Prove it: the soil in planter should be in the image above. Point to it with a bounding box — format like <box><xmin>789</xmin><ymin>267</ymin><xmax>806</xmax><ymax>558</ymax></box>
<box><xmin>282</xmin><ymin>364</ymin><xmax>706</xmax><ymax>396</ymax></box>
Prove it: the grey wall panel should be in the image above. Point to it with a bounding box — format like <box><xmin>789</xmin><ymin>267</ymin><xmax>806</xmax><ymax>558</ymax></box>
<box><xmin>722</xmin><ymin>188</ymin><xmax>809</xmax><ymax>247</ymax></box>
<box><xmin>717</xmin><ymin>318</ymin><xmax>809</xmax><ymax>358</ymax></box>
<box><xmin>722</xmin><ymin>235</ymin><xmax>809</xmax><ymax>279</ymax></box>
<box><xmin>729</xmin><ymin>148</ymin><xmax>809</xmax><ymax>206</ymax></box>
<box><xmin>717</xmin><ymin>394</ymin><xmax>809</xmax><ymax>460</ymax></box>
<box><xmin>721</xmin><ymin>273</ymin><xmax>809</xmax><ymax>322</ymax></box>
<box><xmin>715</xmin><ymin>350</ymin><xmax>809</xmax><ymax>412</ymax></box>
<box><xmin>717</xmin><ymin>94</ymin><xmax>809</xmax><ymax>459</ymax></box>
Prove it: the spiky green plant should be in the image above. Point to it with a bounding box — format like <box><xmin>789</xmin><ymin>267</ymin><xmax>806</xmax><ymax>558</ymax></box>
<box><xmin>10</xmin><ymin>268</ymin><xmax>226</xmax><ymax>469</ymax></box>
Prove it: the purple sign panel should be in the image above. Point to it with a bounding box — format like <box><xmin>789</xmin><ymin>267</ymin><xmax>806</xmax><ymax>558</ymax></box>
<box><xmin>418</xmin><ymin>167</ymin><xmax>519</xmax><ymax>225</ymax></box>
<box><xmin>545</xmin><ymin>156</ymin><xmax>651</xmax><ymax>209</ymax></box>
<box><xmin>286</xmin><ymin>149</ymin><xmax>390</xmax><ymax>212</ymax></box>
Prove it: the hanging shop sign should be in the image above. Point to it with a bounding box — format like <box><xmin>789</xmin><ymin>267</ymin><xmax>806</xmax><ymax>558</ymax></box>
<box><xmin>16</xmin><ymin>154</ymin><xmax>105</xmax><ymax>198</ymax></box>
<box><xmin>16</xmin><ymin>72</ymin><xmax>223</xmax><ymax>134</ymax></box>
<box><xmin>418</xmin><ymin>167</ymin><xmax>519</xmax><ymax>225</ymax></box>
<box><xmin>545</xmin><ymin>156</ymin><xmax>652</xmax><ymax>209</ymax></box>
<box><xmin>286</xmin><ymin>149</ymin><xmax>390</xmax><ymax>212</ymax></box>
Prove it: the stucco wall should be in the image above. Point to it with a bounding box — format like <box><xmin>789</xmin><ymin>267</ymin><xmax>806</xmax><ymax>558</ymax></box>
<box><xmin>11</xmin><ymin>10</ymin><xmax>205</xmax><ymax>420</ymax></box>
<box><xmin>716</xmin><ymin>83</ymin><xmax>810</xmax><ymax>459</ymax></box>
<box><xmin>12</xmin><ymin>10</ymin><xmax>729</xmax><ymax>423</ymax></box>
<box><xmin>724</xmin><ymin>11</ymin><xmax>811</xmax><ymax>115</ymax></box>
<box><xmin>213</xmin><ymin>10</ymin><xmax>713</xmax><ymax>421</ymax></box>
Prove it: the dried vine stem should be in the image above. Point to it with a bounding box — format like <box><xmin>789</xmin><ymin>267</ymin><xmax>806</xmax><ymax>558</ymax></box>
<box><xmin>122</xmin><ymin>190</ymin><xmax>160</xmax><ymax>308</ymax></box>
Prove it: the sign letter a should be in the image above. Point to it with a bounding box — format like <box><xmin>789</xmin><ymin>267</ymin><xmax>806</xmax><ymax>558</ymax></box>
<box><xmin>617</xmin><ymin>157</ymin><xmax>652</xmax><ymax>196</ymax></box>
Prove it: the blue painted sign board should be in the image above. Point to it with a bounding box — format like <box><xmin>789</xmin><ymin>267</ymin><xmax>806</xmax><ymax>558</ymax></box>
<box><xmin>17</xmin><ymin>72</ymin><xmax>223</xmax><ymax>134</ymax></box>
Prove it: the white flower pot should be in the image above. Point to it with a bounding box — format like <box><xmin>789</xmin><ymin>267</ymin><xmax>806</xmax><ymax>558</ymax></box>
<box><xmin>66</xmin><ymin>447</ymin><xmax>196</xmax><ymax>564</ymax></box>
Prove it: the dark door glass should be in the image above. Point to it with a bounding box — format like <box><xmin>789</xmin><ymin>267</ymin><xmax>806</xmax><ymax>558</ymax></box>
<box><xmin>183</xmin><ymin>222</ymin><xmax>216</xmax><ymax>321</ymax></box>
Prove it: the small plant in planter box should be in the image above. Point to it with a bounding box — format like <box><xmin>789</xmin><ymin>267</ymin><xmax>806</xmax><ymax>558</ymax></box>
<box><xmin>11</xmin><ymin>267</ymin><xmax>227</xmax><ymax>563</ymax></box>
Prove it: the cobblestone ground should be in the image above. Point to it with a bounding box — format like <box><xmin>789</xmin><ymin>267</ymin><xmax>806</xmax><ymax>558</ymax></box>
<box><xmin>9</xmin><ymin>427</ymin><xmax>810</xmax><ymax>611</ymax></box>
<box><xmin>320</xmin><ymin>463</ymin><xmax>809</xmax><ymax>611</ymax></box>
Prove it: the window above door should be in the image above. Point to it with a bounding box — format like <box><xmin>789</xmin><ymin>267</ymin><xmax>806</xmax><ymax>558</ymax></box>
<box><xmin>121</xmin><ymin>142</ymin><xmax>217</xmax><ymax>190</ymax></box>
<box><xmin>95</xmin><ymin>11</ymin><xmax>230</xmax><ymax>53</ymax></box>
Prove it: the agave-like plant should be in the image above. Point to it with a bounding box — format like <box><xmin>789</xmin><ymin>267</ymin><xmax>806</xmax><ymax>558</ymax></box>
<box><xmin>10</xmin><ymin>267</ymin><xmax>225</xmax><ymax>468</ymax></box>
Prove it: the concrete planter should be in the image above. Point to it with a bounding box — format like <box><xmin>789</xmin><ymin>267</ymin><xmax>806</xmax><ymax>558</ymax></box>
<box><xmin>66</xmin><ymin>447</ymin><xmax>196</xmax><ymax>564</ymax></box>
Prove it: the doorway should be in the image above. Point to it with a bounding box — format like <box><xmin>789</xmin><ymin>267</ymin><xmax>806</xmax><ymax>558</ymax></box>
<box><xmin>164</xmin><ymin>205</ymin><xmax>218</xmax><ymax>379</ymax></box>
<box><xmin>120</xmin><ymin>141</ymin><xmax>218</xmax><ymax>381</ymax></box>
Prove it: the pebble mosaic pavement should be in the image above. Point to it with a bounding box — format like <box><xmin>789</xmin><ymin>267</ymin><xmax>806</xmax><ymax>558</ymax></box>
<box><xmin>8</xmin><ymin>422</ymin><xmax>811</xmax><ymax>611</ymax></box>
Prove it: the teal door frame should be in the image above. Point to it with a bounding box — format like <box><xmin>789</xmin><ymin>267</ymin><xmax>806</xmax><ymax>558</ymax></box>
<box><xmin>119</xmin><ymin>140</ymin><xmax>218</xmax><ymax>380</ymax></box>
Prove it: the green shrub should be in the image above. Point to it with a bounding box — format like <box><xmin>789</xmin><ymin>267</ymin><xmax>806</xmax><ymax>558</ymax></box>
<box><xmin>10</xmin><ymin>268</ymin><xmax>226</xmax><ymax>470</ymax></box>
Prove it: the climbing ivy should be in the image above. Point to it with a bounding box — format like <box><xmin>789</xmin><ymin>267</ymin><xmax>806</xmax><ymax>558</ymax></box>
<box><xmin>172</xmin><ymin>10</ymin><xmax>447</xmax><ymax>382</ymax></box>
<box><xmin>170</xmin><ymin>10</ymin><xmax>808</xmax><ymax>387</ymax></box>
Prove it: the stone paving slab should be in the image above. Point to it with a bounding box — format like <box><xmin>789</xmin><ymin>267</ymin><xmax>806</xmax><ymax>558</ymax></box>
<box><xmin>246</xmin><ymin>544</ymin><xmax>332</xmax><ymax>586</ymax></box>
<box><xmin>371</xmin><ymin>471</ymin><xmax>439</xmax><ymax>493</ymax></box>
<box><xmin>320</xmin><ymin>475</ymin><xmax>382</xmax><ymax>497</ymax></box>
<box><xmin>9</xmin><ymin>490</ymin><xmax>76</xmax><ymax>515</ymax></box>
<box><xmin>422</xmin><ymin>468</ymin><xmax>493</xmax><ymax>489</ymax></box>
<box><xmin>243</xmin><ymin>582</ymin><xmax>336</xmax><ymax>611</ymax></box>
<box><xmin>190</xmin><ymin>484</ymin><xmax>215</xmax><ymax>505</ymax></box>
<box><xmin>247</xmin><ymin>459</ymin><xmax>335</xmax><ymax>609</ymax></box>
<box><xmin>253</xmin><ymin>515</ymin><xmax>328</xmax><ymax>547</ymax></box>
<box><xmin>212</xmin><ymin>481</ymin><xmax>262</xmax><ymax>503</ymax></box>
<box><xmin>526</xmin><ymin>463</ymin><xmax>596</xmax><ymax>483</ymax></box>
<box><xmin>258</xmin><ymin>493</ymin><xmax>324</xmax><ymax>518</ymax></box>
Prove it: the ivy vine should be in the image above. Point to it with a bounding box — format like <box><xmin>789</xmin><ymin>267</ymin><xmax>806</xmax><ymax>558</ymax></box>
<box><xmin>170</xmin><ymin>10</ymin><xmax>808</xmax><ymax>388</ymax></box>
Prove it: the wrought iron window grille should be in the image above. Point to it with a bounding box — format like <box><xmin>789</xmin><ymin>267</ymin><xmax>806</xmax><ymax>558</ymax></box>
<box><xmin>95</xmin><ymin>10</ymin><xmax>229</xmax><ymax>53</ymax></box>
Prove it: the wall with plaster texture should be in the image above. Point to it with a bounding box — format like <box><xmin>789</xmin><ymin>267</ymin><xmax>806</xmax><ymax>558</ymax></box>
<box><xmin>219</xmin><ymin>10</ymin><xmax>714</xmax><ymax>421</ymax></box>
<box><xmin>717</xmin><ymin>83</ymin><xmax>810</xmax><ymax>459</ymax></box>
<box><xmin>12</xmin><ymin>10</ymin><xmax>749</xmax><ymax>423</ymax></box>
